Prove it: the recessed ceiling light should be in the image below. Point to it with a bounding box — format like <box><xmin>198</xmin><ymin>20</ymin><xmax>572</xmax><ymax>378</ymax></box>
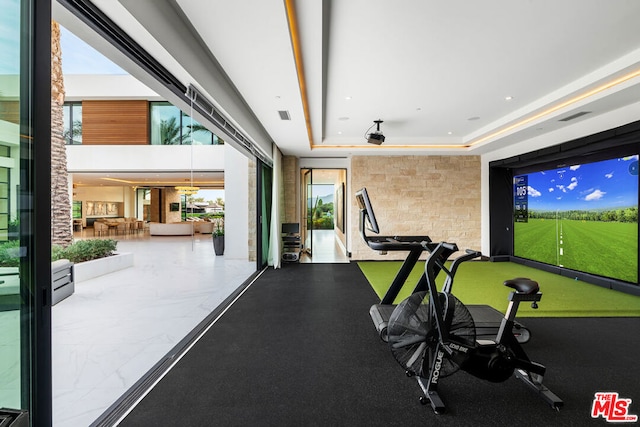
<box><xmin>338</xmin><ymin>131</ymin><xmax>342</xmax><ymax>135</ymax></box>
<box><xmin>505</xmin><ymin>96</ymin><xmax>513</xmax><ymax>101</ymax></box>
<box><xmin>345</xmin><ymin>96</ymin><xmax>352</xmax><ymax>100</ymax></box>
<box><xmin>447</xmin><ymin>131</ymin><xmax>453</xmax><ymax>135</ymax></box>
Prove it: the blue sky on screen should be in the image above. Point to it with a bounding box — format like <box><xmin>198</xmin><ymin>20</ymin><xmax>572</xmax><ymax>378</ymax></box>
<box><xmin>523</xmin><ymin>155</ymin><xmax>639</xmax><ymax>211</ymax></box>
<box><xmin>61</xmin><ymin>26</ymin><xmax>127</xmax><ymax>75</ymax></box>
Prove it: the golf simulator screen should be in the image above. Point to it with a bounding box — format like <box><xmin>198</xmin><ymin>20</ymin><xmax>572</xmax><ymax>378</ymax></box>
<box><xmin>513</xmin><ymin>155</ymin><xmax>639</xmax><ymax>284</ymax></box>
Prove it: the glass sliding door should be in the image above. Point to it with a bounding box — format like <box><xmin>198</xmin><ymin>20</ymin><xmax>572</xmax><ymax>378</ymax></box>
<box><xmin>256</xmin><ymin>160</ymin><xmax>272</xmax><ymax>269</ymax></box>
<box><xmin>301</xmin><ymin>169</ymin><xmax>312</xmax><ymax>256</ymax></box>
<box><xmin>0</xmin><ymin>0</ymin><xmax>51</xmax><ymax>423</ymax></box>
<box><xmin>299</xmin><ymin>168</ymin><xmax>348</xmax><ymax>263</ymax></box>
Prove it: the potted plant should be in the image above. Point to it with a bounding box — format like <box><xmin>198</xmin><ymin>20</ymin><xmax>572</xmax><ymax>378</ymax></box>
<box><xmin>212</xmin><ymin>216</ymin><xmax>224</xmax><ymax>256</ymax></box>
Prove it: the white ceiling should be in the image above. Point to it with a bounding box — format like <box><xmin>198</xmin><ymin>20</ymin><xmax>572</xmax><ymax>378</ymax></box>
<box><xmin>54</xmin><ymin>0</ymin><xmax>640</xmax><ymax>159</ymax></box>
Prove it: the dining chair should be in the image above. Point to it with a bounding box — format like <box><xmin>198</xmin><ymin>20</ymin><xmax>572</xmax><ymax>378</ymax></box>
<box><xmin>116</xmin><ymin>222</ymin><xmax>127</xmax><ymax>235</ymax></box>
<box><xmin>94</xmin><ymin>221</ymin><xmax>108</xmax><ymax>236</ymax></box>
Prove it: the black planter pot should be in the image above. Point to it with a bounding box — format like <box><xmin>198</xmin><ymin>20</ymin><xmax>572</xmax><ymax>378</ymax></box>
<box><xmin>213</xmin><ymin>236</ymin><xmax>225</xmax><ymax>256</ymax></box>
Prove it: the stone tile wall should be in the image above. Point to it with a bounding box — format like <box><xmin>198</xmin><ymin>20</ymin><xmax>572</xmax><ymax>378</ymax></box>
<box><xmin>351</xmin><ymin>155</ymin><xmax>481</xmax><ymax>260</ymax></box>
<box><xmin>282</xmin><ymin>156</ymin><xmax>298</xmax><ymax>222</ymax></box>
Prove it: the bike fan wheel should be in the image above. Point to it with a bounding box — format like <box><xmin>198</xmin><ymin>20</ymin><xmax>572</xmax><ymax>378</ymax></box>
<box><xmin>387</xmin><ymin>291</ymin><xmax>476</xmax><ymax>378</ymax></box>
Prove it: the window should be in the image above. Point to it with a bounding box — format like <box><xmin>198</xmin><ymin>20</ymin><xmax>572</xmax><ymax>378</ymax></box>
<box><xmin>0</xmin><ymin>167</ymin><xmax>9</xmax><ymax>241</ymax></box>
<box><xmin>72</xmin><ymin>201</ymin><xmax>82</xmax><ymax>219</ymax></box>
<box><xmin>150</xmin><ymin>101</ymin><xmax>224</xmax><ymax>145</ymax></box>
<box><xmin>1</xmin><ymin>0</ymin><xmax>52</xmax><ymax>419</ymax></box>
<box><xmin>63</xmin><ymin>102</ymin><xmax>82</xmax><ymax>144</ymax></box>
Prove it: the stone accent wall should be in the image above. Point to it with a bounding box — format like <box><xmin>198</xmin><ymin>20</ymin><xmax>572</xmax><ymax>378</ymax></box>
<box><xmin>351</xmin><ymin>155</ymin><xmax>481</xmax><ymax>260</ymax></box>
<box><xmin>164</xmin><ymin>188</ymin><xmax>182</xmax><ymax>223</ymax></box>
<box><xmin>282</xmin><ymin>156</ymin><xmax>298</xmax><ymax>222</ymax></box>
<box><xmin>51</xmin><ymin>20</ymin><xmax>73</xmax><ymax>246</ymax></box>
<box><xmin>51</xmin><ymin>21</ymin><xmax>65</xmax><ymax>106</ymax></box>
<box><xmin>149</xmin><ymin>188</ymin><xmax>182</xmax><ymax>223</ymax></box>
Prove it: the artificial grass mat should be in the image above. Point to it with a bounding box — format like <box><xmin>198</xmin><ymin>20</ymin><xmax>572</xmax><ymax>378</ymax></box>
<box><xmin>358</xmin><ymin>260</ymin><xmax>640</xmax><ymax>317</ymax></box>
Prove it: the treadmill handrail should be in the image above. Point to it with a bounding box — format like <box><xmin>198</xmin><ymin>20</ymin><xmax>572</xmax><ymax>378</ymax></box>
<box><xmin>359</xmin><ymin>209</ymin><xmax>431</xmax><ymax>251</ymax></box>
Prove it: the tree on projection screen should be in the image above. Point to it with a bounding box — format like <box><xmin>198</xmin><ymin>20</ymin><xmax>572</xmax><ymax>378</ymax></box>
<box><xmin>513</xmin><ymin>155</ymin><xmax>639</xmax><ymax>284</ymax></box>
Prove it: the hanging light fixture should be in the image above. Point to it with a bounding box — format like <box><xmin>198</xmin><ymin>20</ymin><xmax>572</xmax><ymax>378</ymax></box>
<box><xmin>175</xmin><ymin>186</ymin><xmax>200</xmax><ymax>195</ymax></box>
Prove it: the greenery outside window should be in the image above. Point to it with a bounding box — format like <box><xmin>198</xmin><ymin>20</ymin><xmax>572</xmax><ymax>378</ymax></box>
<box><xmin>63</xmin><ymin>102</ymin><xmax>82</xmax><ymax>144</ymax></box>
<box><xmin>150</xmin><ymin>101</ymin><xmax>224</xmax><ymax>145</ymax></box>
<box><xmin>72</xmin><ymin>201</ymin><xmax>82</xmax><ymax>219</ymax></box>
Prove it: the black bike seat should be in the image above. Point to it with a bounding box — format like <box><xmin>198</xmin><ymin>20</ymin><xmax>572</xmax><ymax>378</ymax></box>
<box><xmin>503</xmin><ymin>277</ymin><xmax>539</xmax><ymax>294</ymax></box>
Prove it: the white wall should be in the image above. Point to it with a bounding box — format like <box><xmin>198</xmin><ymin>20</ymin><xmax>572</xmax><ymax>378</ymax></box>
<box><xmin>67</xmin><ymin>145</ymin><xmax>225</xmax><ymax>172</ymax></box>
<box><xmin>136</xmin><ymin>190</ymin><xmax>147</xmax><ymax>219</ymax></box>
<box><xmin>480</xmin><ymin>101</ymin><xmax>640</xmax><ymax>255</ymax></box>
<box><xmin>224</xmin><ymin>144</ymin><xmax>249</xmax><ymax>259</ymax></box>
<box><xmin>64</xmin><ymin>74</ymin><xmax>163</xmax><ymax>100</ymax></box>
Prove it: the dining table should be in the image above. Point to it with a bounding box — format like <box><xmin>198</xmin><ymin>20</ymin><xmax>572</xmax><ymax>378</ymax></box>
<box><xmin>104</xmin><ymin>222</ymin><xmax>121</xmax><ymax>234</ymax></box>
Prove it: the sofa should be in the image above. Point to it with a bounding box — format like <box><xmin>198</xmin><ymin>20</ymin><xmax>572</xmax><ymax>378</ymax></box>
<box><xmin>149</xmin><ymin>222</ymin><xmax>194</xmax><ymax>236</ymax></box>
<box><xmin>193</xmin><ymin>222</ymin><xmax>214</xmax><ymax>234</ymax></box>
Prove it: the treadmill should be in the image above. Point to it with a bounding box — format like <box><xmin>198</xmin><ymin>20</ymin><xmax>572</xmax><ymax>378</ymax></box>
<box><xmin>356</xmin><ymin>188</ymin><xmax>431</xmax><ymax>341</ymax></box>
<box><xmin>356</xmin><ymin>188</ymin><xmax>531</xmax><ymax>343</ymax></box>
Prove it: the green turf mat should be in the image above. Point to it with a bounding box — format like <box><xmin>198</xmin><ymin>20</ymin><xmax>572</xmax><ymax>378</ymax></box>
<box><xmin>357</xmin><ymin>261</ymin><xmax>640</xmax><ymax>317</ymax></box>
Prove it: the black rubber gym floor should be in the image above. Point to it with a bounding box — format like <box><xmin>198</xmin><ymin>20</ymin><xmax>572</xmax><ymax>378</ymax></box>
<box><xmin>120</xmin><ymin>263</ymin><xmax>640</xmax><ymax>426</ymax></box>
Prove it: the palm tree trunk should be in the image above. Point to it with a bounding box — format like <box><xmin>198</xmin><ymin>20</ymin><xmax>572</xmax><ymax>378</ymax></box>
<box><xmin>51</xmin><ymin>20</ymin><xmax>73</xmax><ymax>247</ymax></box>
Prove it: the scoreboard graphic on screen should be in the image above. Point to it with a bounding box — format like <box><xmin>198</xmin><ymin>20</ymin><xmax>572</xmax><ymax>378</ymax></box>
<box><xmin>513</xmin><ymin>175</ymin><xmax>528</xmax><ymax>223</ymax></box>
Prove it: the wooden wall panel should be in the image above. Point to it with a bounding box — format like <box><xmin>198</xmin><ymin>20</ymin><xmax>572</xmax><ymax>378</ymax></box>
<box><xmin>82</xmin><ymin>100</ymin><xmax>149</xmax><ymax>145</ymax></box>
<box><xmin>0</xmin><ymin>101</ymin><xmax>19</xmax><ymax>125</ymax></box>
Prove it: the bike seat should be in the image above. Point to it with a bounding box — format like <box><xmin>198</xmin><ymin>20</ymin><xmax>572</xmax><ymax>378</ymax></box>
<box><xmin>503</xmin><ymin>277</ymin><xmax>539</xmax><ymax>294</ymax></box>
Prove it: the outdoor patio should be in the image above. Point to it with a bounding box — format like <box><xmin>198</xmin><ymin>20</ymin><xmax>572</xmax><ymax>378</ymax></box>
<box><xmin>52</xmin><ymin>231</ymin><xmax>255</xmax><ymax>426</ymax></box>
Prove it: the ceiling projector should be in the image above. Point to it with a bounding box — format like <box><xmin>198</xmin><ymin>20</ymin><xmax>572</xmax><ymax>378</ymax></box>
<box><xmin>366</xmin><ymin>119</ymin><xmax>385</xmax><ymax>145</ymax></box>
<box><xmin>367</xmin><ymin>133</ymin><xmax>385</xmax><ymax>145</ymax></box>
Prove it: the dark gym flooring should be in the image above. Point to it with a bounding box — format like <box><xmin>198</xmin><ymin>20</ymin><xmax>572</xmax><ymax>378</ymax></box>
<box><xmin>120</xmin><ymin>263</ymin><xmax>640</xmax><ymax>426</ymax></box>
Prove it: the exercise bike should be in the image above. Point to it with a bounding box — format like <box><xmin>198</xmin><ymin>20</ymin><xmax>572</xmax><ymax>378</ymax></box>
<box><xmin>355</xmin><ymin>187</ymin><xmax>531</xmax><ymax>343</ymax></box>
<box><xmin>387</xmin><ymin>241</ymin><xmax>563</xmax><ymax>414</ymax></box>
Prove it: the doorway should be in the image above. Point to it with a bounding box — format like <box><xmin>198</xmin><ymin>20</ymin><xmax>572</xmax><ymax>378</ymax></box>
<box><xmin>300</xmin><ymin>168</ymin><xmax>349</xmax><ymax>263</ymax></box>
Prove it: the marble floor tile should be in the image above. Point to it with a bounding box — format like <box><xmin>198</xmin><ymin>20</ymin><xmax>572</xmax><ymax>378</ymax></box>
<box><xmin>52</xmin><ymin>234</ymin><xmax>256</xmax><ymax>426</ymax></box>
<box><xmin>300</xmin><ymin>229</ymin><xmax>350</xmax><ymax>263</ymax></box>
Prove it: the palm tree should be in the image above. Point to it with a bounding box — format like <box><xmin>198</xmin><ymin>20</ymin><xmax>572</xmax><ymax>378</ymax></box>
<box><xmin>184</xmin><ymin>122</ymin><xmax>212</xmax><ymax>145</ymax></box>
<box><xmin>63</xmin><ymin>119</ymin><xmax>82</xmax><ymax>144</ymax></box>
<box><xmin>51</xmin><ymin>20</ymin><xmax>73</xmax><ymax>246</ymax></box>
<box><xmin>159</xmin><ymin>116</ymin><xmax>183</xmax><ymax>144</ymax></box>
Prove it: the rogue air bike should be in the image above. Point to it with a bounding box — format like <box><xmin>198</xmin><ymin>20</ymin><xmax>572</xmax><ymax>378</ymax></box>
<box><xmin>386</xmin><ymin>241</ymin><xmax>563</xmax><ymax>414</ymax></box>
